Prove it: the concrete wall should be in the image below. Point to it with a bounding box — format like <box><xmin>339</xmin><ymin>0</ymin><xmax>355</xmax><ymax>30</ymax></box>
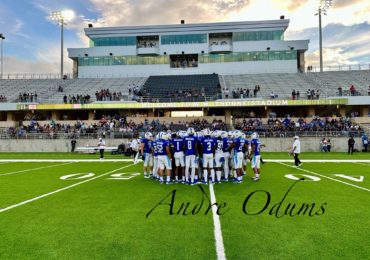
<box><xmin>77</xmin><ymin>60</ymin><xmax>297</xmax><ymax>78</ymax></box>
<box><xmin>0</xmin><ymin>137</ymin><xmax>363</xmax><ymax>153</ymax></box>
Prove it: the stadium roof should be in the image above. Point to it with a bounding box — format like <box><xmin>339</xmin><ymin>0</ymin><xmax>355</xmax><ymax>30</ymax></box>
<box><xmin>84</xmin><ymin>19</ymin><xmax>290</xmax><ymax>38</ymax></box>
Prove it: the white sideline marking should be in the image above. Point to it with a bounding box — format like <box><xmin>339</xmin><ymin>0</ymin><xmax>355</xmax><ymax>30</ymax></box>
<box><xmin>0</xmin><ymin>163</ymin><xmax>134</xmax><ymax>213</ymax></box>
<box><xmin>0</xmin><ymin>159</ymin><xmax>141</xmax><ymax>163</ymax></box>
<box><xmin>264</xmin><ymin>159</ymin><xmax>370</xmax><ymax>163</ymax></box>
<box><xmin>0</xmin><ymin>159</ymin><xmax>368</xmax><ymax>163</ymax></box>
<box><xmin>355</xmin><ymin>162</ymin><xmax>370</xmax><ymax>167</ymax></box>
<box><xmin>209</xmin><ymin>184</ymin><xmax>227</xmax><ymax>260</ymax></box>
<box><xmin>277</xmin><ymin>162</ymin><xmax>370</xmax><ymax>192</ymax></box>
<box><xmin>0</xmin><ymin>162</ymin><xmax>74</xmax><ymax>177</ymax></box>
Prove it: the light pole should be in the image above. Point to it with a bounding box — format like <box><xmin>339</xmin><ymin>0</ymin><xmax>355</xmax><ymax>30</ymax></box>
<box><xmin>0</xmin><ymin>33</ymin><xmax>5</xmax><ymax>79</ymax></box>
<box><xmin>50</xmin><ymin>11</ymin><xmax>66</xmax><ymax>79</ymax></box>
<box><xmin>315</xmin><ymin>0</ymin><xmax>332</xmax><ymax>72</ymax></box>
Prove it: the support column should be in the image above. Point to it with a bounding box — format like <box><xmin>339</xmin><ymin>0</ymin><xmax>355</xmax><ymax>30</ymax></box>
<box><xmin>88</xmin><ymin>110</ymin><xmax>95</xmax><ymax>120</ymax></box>
<box><xmin>147</xmin><ymin>109</ymin><xmax>155</xmax><ymax>117</ymax></box>
<box><xmin>361</xmin><ymin>106</ymin><xmax>369</xmax><ymax>117</ymax></box>
<box><xmin>307</xmin><ymin>107</ymin><xmax>316</xmax><ymax>117</ymax></box>
<box><xmin>51</xmin><ymin>111</ymin><xmax>59</xmax><ymax>120</ymax></box>
<box><xmin>225</xmin><ymin>109</ymin><xmax>232</xmax><ymax>126</ymax></box>
<box><xmin>339</xmin><ymin>106</ymin><xmax>346</xmax><ymax>117</ymax></box>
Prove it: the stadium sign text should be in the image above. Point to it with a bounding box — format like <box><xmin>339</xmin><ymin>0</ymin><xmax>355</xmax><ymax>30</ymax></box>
<box><xmin>146</xmin><ymin>179</ymin><xmax>327</xmax><ymax>218</ymax></box>
<box><xmin>18</xmin><ymin>98</ymin><xmax>348</xmax><ymax>110</ymax></box>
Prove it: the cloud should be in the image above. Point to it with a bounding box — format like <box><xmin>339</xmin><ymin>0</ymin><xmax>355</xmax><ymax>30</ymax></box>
<box><xmin>332</xmin><ymin>0</ymin><xmax>363</xmax><ymax>8</ymax></box>
<box><xmin>88</xmin><ymin>0</ymin><xmax>250</xmax><ymax>26</ymax></box>
<box><xmin>287</xmin><ymin>22</ymin><xmax>370</xmax><ymax>66</ymax></box>
<box><xmin>271</xmin><ymin>0</ymin><xmax>309</xmax><ymax>11</ymax></box>
<box><xmin>2</xmin><ymin>56</ymin><xmax>72</xmax><ymax>75</ymax></box>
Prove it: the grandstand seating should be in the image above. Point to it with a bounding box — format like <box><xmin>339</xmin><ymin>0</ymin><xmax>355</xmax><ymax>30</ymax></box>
<box><xmin>309</xmin><ymin>71</ymin><xmax>370</xmax><ymax>96</ymax></box>
<box><xmin>220</xmin><ymin>70</ymin><xmax>370</xmax><ymax>99</ymax></box>
<box><xmin>0</xmin><ymin>77</ymin><xmax>147</xmax><ymax>103</ymax></box>
<box><xmin>0</xmin><ymin>71</ymin><xmax>369</xmax><ymax>103</ymax></box>
<box><xmin>141</xmin><ymin>74</ymin><xmax>221</xmax><ymax>102</ymax></box>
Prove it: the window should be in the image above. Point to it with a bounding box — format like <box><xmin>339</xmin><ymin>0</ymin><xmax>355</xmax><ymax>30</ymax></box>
<box><xmin>90</xmin><ymin>36</ymin><xmax>137</xmax><ymax>47</ymax></box>
<box><xmin>161</xmin><ymin>34</ymin><xmax>207</xmax><ymax>45</ymax></box>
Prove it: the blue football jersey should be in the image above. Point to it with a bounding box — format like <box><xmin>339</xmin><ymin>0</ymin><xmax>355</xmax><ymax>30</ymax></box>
<box><xmin>201</xmin><ymin>137</ymin><xmax>216</xmax><ymax>154</ymax></box>
<box><xmin>171</xmin><ymin>138</ymin><xmax>184</xmax><ymax>153</ymax></box>
<box><xmin>234</xmin><ymin>137</ymin><xmax>247</xmax><ymax>153</ymax></box>
<box><xmin>141</xmin><ymin>138</ymin><xmax>152</xmax><ymax>153</ymax></box>
<box><xmin>250</xmin><ymin>139</ymin><xmax>261</xmax><ymax>156</ymax></box>
<box><xmin>215</xmin><ymin>139</ymin><xmax>224</xmax><ymax>153</ymax></box>
<box><xmin>183</xmin><ymin>136</ymin><xmax>198</xmax><ymax>156</ymax></box>
<box><xmin>152</xmin><ymin>141</ymin><xmax>158</xmax><ymax>156</ymax></box>
<box><xmin>155</xmin><ymin>139</ymin><xmax>169</xmax><ymax>156</ymax></box>
<box><xmin>222</xmin><ymin>137</ymin><xmax>232</xmax><ymax>152</ymax></box>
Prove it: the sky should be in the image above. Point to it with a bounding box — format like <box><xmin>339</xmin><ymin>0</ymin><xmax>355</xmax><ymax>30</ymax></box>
<box><xmin>0</xmin><ymin>0</ymin><xmax>369</xmax><ymax>75</ymax></box>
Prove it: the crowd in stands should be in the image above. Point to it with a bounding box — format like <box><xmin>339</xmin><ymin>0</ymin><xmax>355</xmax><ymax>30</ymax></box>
<box><xmin>58</xmin><ymin>86</ymin><xmax>64</xmax><ymax>92</ymax></box>
<box><xmin>170</xmin><ymin>56</ymin><xmax>198</xmax><ymax>68</ymax></box>
<box><xmin>305</xmin><ymin>89</ymin><xmax>320</xmax><ymax>99</ymax></box>
<box><xmin>63</xmin><ymin>94</ymin><xmax>91</xmax><ymax>104</ymax></box>
<box><xmin>223</xmin><ymin>85</ymin><xmax>261</xmax><ymax>99</ymax></box>
<box><xmin>95</xmin><ymin>89</ymin><xmax>123</xmax><ymax>101</ymax></box>
<box><xmin>210</xmin><ymin>40</ymin><xmax>230</xmax><ymax>46</ymax></box>
<box><xmin>235</xmin><ymin>115</ymin><xmax>362</xmax><ymax>137</ymax></box>
<box><xmin>0</xmin><ymin>95</ymin><xmax>7</xmax><ymax>102</ymax></box>
<box><xmin>18</xmin><ymin>93</ymin><xmax>38</xmax><ymax>102</ymax></box>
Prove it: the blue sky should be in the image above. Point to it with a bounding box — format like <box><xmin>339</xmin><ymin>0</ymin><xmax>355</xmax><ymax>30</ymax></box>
<box><xmin>0</xmin><ymin>0</ymin><xmax>369</xmax><ymax>74</ymax></box>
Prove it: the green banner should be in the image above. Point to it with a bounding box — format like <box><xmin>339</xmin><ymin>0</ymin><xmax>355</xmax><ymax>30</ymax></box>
<box><xmin>17</xmin><ymin>98</ymin><xmax>348</xmax><ymax>110</ymax></box>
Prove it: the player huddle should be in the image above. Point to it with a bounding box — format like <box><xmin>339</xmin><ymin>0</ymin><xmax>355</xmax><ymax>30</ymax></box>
<box><xmin>139</xmin><ymin>128</ymin><xmax>264</xmax><ymax>185</ymax></box>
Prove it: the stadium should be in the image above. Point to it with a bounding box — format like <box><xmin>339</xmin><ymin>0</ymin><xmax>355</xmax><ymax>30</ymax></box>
<box><xmin>0</xmin><ymin>1</ymin><xmax>369</xmax><ymax>259</ymax></box>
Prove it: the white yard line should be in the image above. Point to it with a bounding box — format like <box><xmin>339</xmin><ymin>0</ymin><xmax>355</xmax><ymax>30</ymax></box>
<box><xmin>264</xmin><ymin>159</ymin><xmax>370</xmax><ymax>163</ymax></box>
<box><xmin>354</xmin><ymin>162</ymin><xmax>370</xmax><ymax>167</ymax></box>
<box><xmin>277</xmin><ymin>162</ymin><xmax>370</xmax><ymax>192</ymax></box>
<box><xmin>209</xmin><ymin>184</ymin><xmax>227</xmax><ymax>260</ymax></box>
<box><xmin>0</xmin><ymin>159</ymin><xmax>139</xmax><ymax>162</ymax></box>
<box><xmin>0</xmin><ymin>162</ymin><xmax>75</xmax><ymax>177</ymax></box>
<box><xmin>0</xmin><ymin>163</ymin><xmax>135</xmax><ymax>213</ymax></box>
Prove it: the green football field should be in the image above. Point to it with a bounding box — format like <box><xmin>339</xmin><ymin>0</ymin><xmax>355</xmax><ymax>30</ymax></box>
<box><xmin>0</xmin><ymin>152</ymin><xmax>369</xmax><ymax>259</ymax></box>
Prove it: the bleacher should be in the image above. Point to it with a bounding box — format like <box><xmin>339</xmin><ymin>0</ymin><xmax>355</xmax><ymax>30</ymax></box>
<box><xmin>220</xmin><ymin>70</ymin><xmax>370</xmax><ymax>99</ymax></box>
<box><xmin>220</xmin><ymin>73</ymin><xmax>324</xmax><ymax>99</ymax></box>
<box><xmin>309</xmin><ymin>71</ymin><xmax>370</xmax><ymax>96</ymax></box>
<box><xmin>141</xmin><ymin>74</ymin><xmax>221</xmax><ymax>102</ymax></box>
<box><xmin>0</xmin><ymin>77</ymin><xmax>147</xmax><ymax>103</ymax></box>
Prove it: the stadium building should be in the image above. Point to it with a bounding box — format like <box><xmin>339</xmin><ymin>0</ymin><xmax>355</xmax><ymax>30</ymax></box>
<box><xmin>68</xmin><ymin>18</ymin><xmax>309</xmax><ymax>78</ymax></box>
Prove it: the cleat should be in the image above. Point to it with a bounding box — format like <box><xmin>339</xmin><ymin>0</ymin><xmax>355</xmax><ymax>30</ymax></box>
<box><xmin>298</xmin><ymin>163</ymin><xmax>303</xmax><ymax>167</ymax></box>
<box><xmin>144</xmin><ymin>175</ymin><xmax>149</xmax><ymax>179</ymax></box>
<box><xmin>216</xmin><ymin>181</ymin><xmax>222</xmax><ymax>184</ymax></box>
<box><xmin>202</xmin><ymin>181</ymin><xmax>208</xmax><ymax>185</ymax></box>
<box><xmin>165</xmin><ymin>181</ymin><xmax>173</xmax><ymax>185</ymax></box>
<box><xmin>190</xmin><ymin>182</ymin><xmax>195</xmax><ymax>186</ymax></box>
<box><xmin>253</xmin><ymin>177</ymin><xmax>260</xmax><ymax>182</ymax></box>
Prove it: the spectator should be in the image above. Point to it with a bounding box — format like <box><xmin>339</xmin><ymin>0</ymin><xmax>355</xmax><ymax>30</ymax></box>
<box><xmin>362</xmin><ymin>134</ymin><xmax>368</xmax><ymax>152</ymax></box>
<box><xmin>338</xmin><ymin>86</ymin><xmax>343</xmax><ymax>96</ymax></box>
<box><xmin>348</xmin><ymin>136</ymin><xmax>355</xmax><ymax>155</ymax></box>
<box><xmin>296</xmin><ymin>91</ymin><xmax>300</xmax><ymax>100</ymax></box>
<box><xmin>368</xmin><ymin>86</ymin><xmax>370</xmax><ymax>96</ymax></box>
<box><xmin>292</xmin><ymin>90</ymin><xmax>296</xmax><ymax>100</ymax></box>
<box><xmin>349</xmin><ymin>85</ymin><xmax>355</xmax><ymax>96</ymax></box>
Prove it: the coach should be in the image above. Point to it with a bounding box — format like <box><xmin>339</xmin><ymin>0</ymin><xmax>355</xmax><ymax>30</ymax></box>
<box><xmin>98</xmin><ymin>137</ymin><xmax>106</xmax><ymax>160</ymax></box>
<box><xmin>290</xmin><ymin>135</ymin><xmax>302</xmax><ymax>167</ymax></box>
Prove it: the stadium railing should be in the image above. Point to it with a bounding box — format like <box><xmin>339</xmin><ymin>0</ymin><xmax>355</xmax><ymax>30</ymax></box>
<box><xmin>0</xmin><ymin>130</ymin><xmax>366</xmax><ymax>140</ymax></box>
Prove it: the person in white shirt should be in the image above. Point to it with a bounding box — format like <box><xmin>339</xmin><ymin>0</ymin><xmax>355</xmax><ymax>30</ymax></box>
<box><xmin>290</xmin><ymin>135</ymin><xmax>302</xmax><ymax>167</ymax></box>
<box><xmin>130</xmin><ymin>137</ymin><xmax>140</xmax><ymax>164</ymax></box>
<box><xmin>98</xmin><ymin>137</ymin><xmax>106</xmax><ymax>160</ymax></box>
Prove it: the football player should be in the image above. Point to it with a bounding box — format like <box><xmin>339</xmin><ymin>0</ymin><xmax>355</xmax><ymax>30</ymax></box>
<box><xmin>213</xmin><ymin>131</ymin><xmax>224</xmax><ymax>184</ymax></box>
<box><xmin>228</xmin><ymin>130</ymin><xmax>248</xmax><ymax>183</ymax></box>
<box><xmin>200</xmin><ymin>129</ymin><xmax>216</xmax><ymax>184</ymax></box>
<box><xmin>156</xmin><ymin>132</ymin><xmax>173</xmax><ymax>184</ymax></box>
<box><xmin>222</xmin><ymin>131</ymin><xmax>232</xmax><ymax>181</ymax></box>
<box><xmin>171</xmin><ymin>131</ymin><xmax>185</xmax><ymax>183</ymax></box>
<box><xmin>249</xmin><ymin>132</ymin><xmax>265</xmax><ymax>182</ymax></box>
<box><xmin>141</xmin><ymin>132</ymin><xmax>153</xmax><ymax>178</ymax></box>
<box><xmin>183</xmin><ymin>127</ymin><xmax>198</xmax><ymax>185</ymax></box>
<box><xmin>152</xmin><ymin>134</ymin><xmax>159</xmax><ymax>180</ymax></box>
